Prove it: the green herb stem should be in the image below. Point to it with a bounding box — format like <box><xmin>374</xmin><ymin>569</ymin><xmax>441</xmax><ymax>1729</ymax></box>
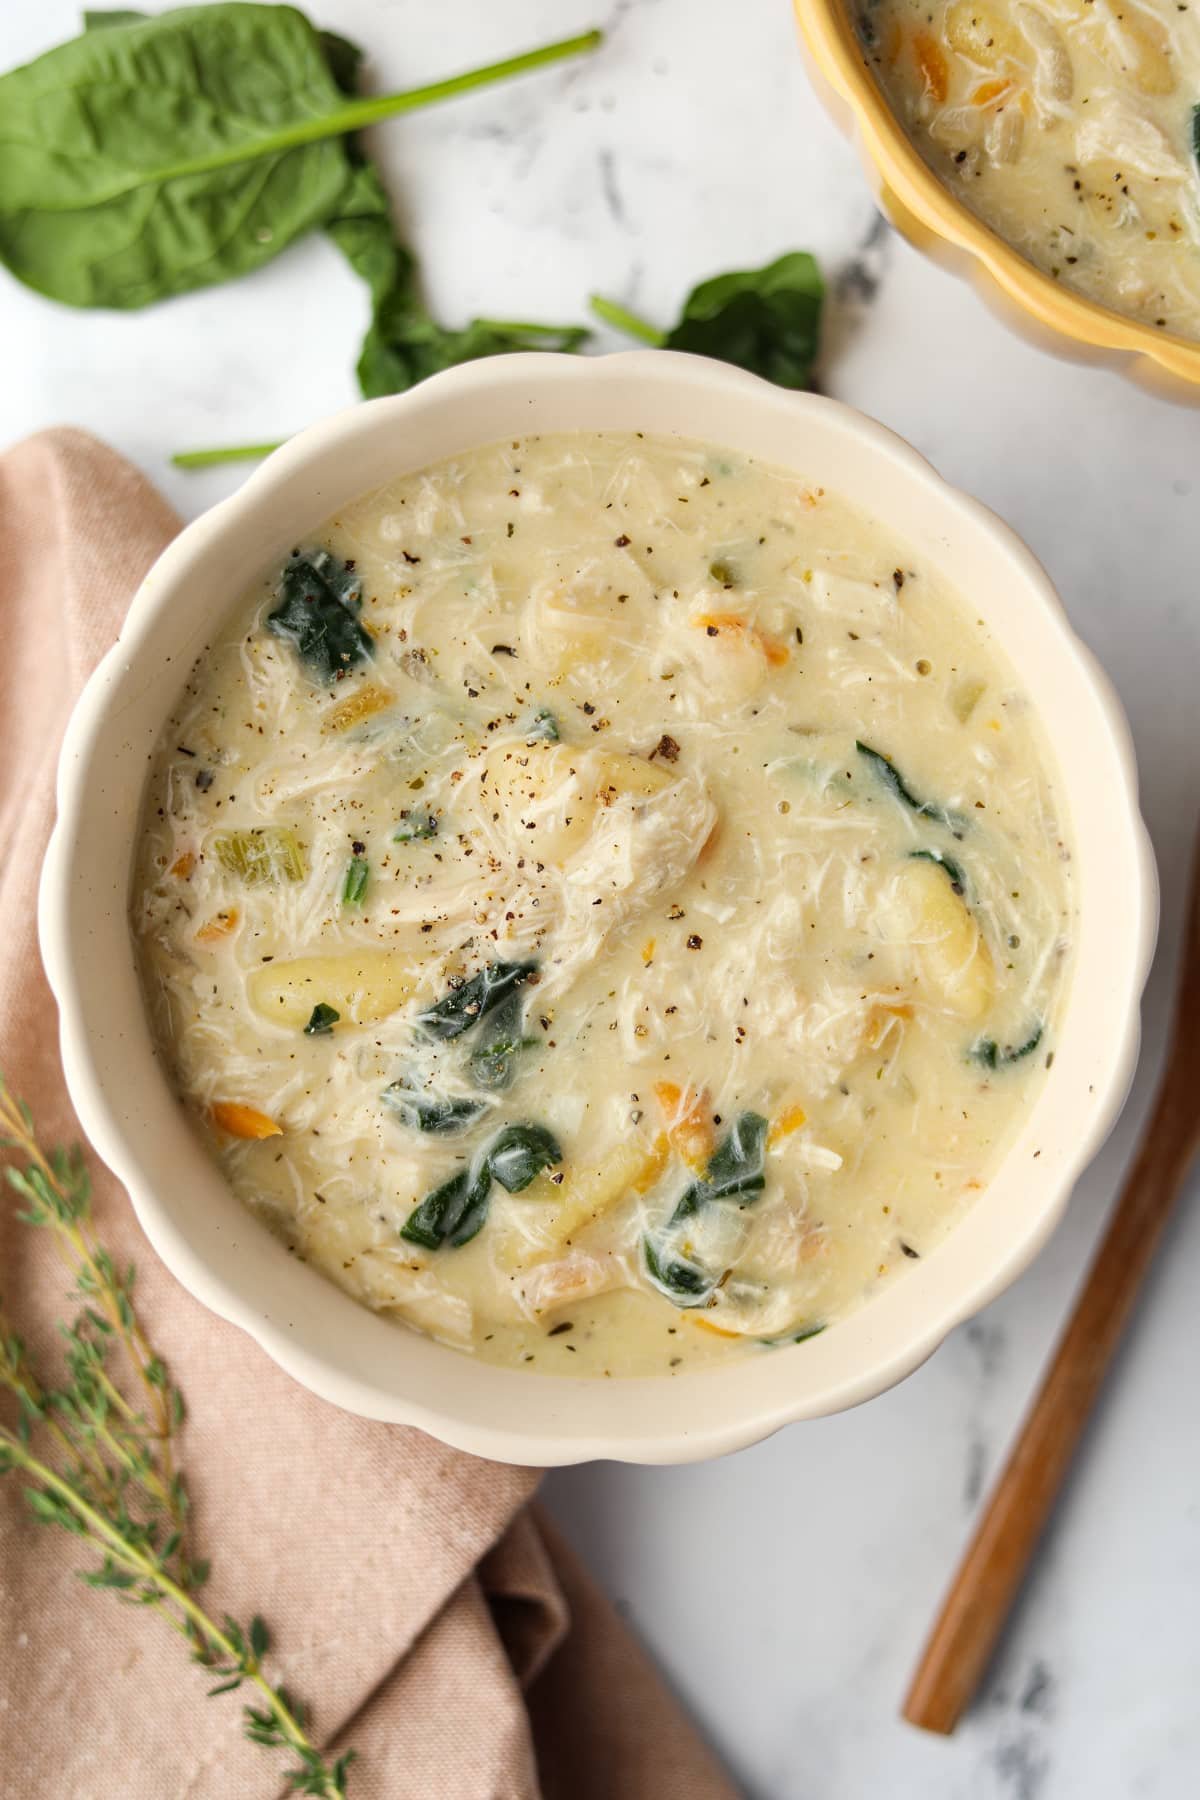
<box><xmin>0</xmin><ymin>1427</ymin><xmax>347</xmax><ymax>1797</ymax></box>
<box><xmin>589</xmin><ymin>293</ymin><xmax>666</xmax><ymax>347</ymax></box>
<box><xmin>71</xmin><ymin>31</ymin><xmax>602</xmax><ymax>205</ymax></box>
<box><xmin>171</xmin><ymin>442</ymin><xmax>283</xmax><ymax>469</ymax></box>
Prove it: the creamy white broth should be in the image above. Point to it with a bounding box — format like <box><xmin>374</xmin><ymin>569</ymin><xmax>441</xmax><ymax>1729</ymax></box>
<box><xmin>861</xmin><ymin>0</ymin><xmax>1200</xmax><ymax>339</ymax></box>
<box><xmin>132</xmin><ymin>431</ymin><xmax>1072</xmax><ymax>1377</ymax></box>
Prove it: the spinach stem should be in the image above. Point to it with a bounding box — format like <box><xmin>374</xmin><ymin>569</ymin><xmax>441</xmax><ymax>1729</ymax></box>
<box><xmin>91</xmin><ymin>31</ymin><xmax>602</xmax><ymax>199</ymax></box>
<box><xmin>589</xmin><ymin>293</ymin><xmax>666</xmax><ymax>347</ymax></box>
<box><xmin>171</xmin><ymin>442</ymin><xmax>282</xmax><ymax>469</ymax></box>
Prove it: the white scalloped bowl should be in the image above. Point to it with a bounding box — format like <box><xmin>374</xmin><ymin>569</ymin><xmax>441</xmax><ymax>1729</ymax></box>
<box><xmin>39</xmin><ymin>353</ymin><xmax>1155</xmax><ymax>1465</ymax></box>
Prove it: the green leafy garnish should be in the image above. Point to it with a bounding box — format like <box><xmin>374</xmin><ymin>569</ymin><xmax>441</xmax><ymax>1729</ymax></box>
<box><xmin>331</xmin><ymin>159</ymin><xmax>590</xmax><ymax>401</ymax></box>
<box><xmin>399</xmin><ymin>1165</ymin><xmax>492</xmax><ymax>1249</ymax></box>
<box><xmin>381</xmin><ymin>1083</ymin><xmax>487</xmax><ymax>1135</ymax></box>
<box><xmin>971</xmin><ymin>1025</ymin><xmax>1045</xmax><ymax>1070</ymax></box>
<box><xmin>485</xmin><ymin>1123</ymin><xmax>562</xmax><ymax>1193</ymax></box>
<box><xmin>394</xmin><ymin>813</ymin><xmax>438</xmax><ymax>843</ymax></box>
<box><xmin>303</xmin><ymin>1003</ymin><xmax>340</xmax><ymax>1036</ymax></box>
<box><xmin>267</xmin><ymin>548</ymin><xmax>373</xmax><ymax>685</ymax></box>
<box><xmin>0</xmin><ymin>8</ymin><xmax>600</xmax><ymax>316</ymax></box>
<box><xmin>909</xmin><ymin>847</ymin><xmax>967</xmax><ymax>894</ymax></box>
<box><xmin>211</xmin><ymin>827</ymin><xmax>307</xmax><ymax>885</ymax></box>
<box><xmin>642</xmin><ymin>1237</ymin><xmax>714</xmax><ymax>1306</ymax></box>
<box><xmin>670</xmin><ymin>1111</ymin><xmax>769</xmax><ymax>1224</ymax></box>
<box><xmin>418</xmin><ymin>961</ymin><xmax>538</xmax><ymax>1042</ymax></box>
<box><xmin>590</xmin><ymin>251</ymin><xmax>824</xmax><ymax>389</ymax></box>
<box><xmin>342</xmin><ymin>855</ymin><xmax>370</xmax><ymax>906</ymax></box>
<box><xmin>397</xmin><ymin>1119</ymin><xmax>562</xmax><ymax>1246</ymax></box>
<box><xmin>856</xmin><ymin>741</ymin><xmax>965</xmax><ymax>835</ymax></box>
<box><xmin>526</xmin><ymin>707</ymin><xmax>560</xmax><ymax>743</ymax></box>
<box><xmin>468</xmin><ymin>991</ymin><xmax>534</xmax><ymax>1091</ymax></box>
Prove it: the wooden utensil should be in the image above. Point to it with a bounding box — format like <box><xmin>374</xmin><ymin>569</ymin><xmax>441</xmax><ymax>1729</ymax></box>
<box><xmin>902</xmin><ymin>833</ymin><xmax>1194</xmax><ymax>1737</ymax></box>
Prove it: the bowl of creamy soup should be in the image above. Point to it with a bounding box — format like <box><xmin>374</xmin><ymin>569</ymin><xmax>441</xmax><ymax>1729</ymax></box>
<box><xmin>39</xmin><ymin>352</ymin><xmax>1154</xmax><ymax>1463</ymax></box>
<box><xmin>793</xmin><ymin>0</ymin><xmax>1200</xmax><ymax>392</ymax></box>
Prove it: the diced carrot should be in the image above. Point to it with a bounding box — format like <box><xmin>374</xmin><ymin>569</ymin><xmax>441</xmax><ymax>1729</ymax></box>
<box><xmin>654</xmin><ymin>1082</ymin><xmax>715</xmax><ymax>1171</ymax></box>
<box><xmin>867</xmin><ymin>999</ymin><xmax>914</xmax><ymax>1049</ymax></box>
<box><xmin>210</xmin><ymin>1101</ymin><xmax>282</xmax><ymax>1140</ymax></box>
<box><xmin>691</xmin><ymin>614</ymin><xmax>790</xmax><ymax>668</ymax></box>
<box><xmin>689</xmin><ymin>1315</ymin><xmax>741</xmax><ymax>1339</ymax></box>
<box><xmin>969</xmin><ymin>78</ymin><xmax>1013</xmax><ymax>107</ymax></box>
<box><xmin>641</xmin><ymin>938</ymin><xmax>656</xmax><ymax>966</ymax></box>
<box><xmin>169</xmin><ymin>851</ymin><xmax>196</xmax><ymax>880</ymax></box>
<box><xmin>913</xmin><ymin>30</ymin><xmax>949</xmax><ymax>101</ymax></box>
<box><xmin>768</xmin><ymin>1104</ymin><xmax>808</xmax><ymax>1148</ymax></box>
<box><xmin>324</xmin><ymin>682</ymin><xmax>393</xmax><ymax>733</ymax></box>
<box><xmin>632</xmin><ymin>1134</ymin><xmax>671</xmax><ymax>1193</ymax></box>
<box><xmin>196</xmin><ymin>908</ymin><xmax>239</xmax><ymax>944</ymax></box>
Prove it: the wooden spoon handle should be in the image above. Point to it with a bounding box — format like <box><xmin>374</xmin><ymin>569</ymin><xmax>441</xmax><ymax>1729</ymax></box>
<box><xmin>904</xmin><ymin>833</ymin><xmax>1200</xmax><ymax>1735</ymax></box>
<box><xmin>902</xmin><ymin>1115</ymin><xmax>1195</xmax><ymax>1733</ymax></box>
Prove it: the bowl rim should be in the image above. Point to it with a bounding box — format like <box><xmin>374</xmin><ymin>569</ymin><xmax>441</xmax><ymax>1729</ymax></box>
<box><xmin>792</xmin><ymin>0</ymin><xmax>1200</xmax><ymax>392</ymax></box>
<box><xmin>37</xmin><ymin>350</ymin><xmax>1158</xmax><ymax>1464</ymax></box>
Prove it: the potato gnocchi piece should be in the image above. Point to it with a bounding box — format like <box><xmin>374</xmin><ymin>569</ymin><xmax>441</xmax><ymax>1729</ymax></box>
<box><xmin>895</xmin><ymin>857</ymin><xmax>995</xmax><ymax>1019</ymax></box>
<box><xmin>247</xmin><ymin>949</ymin><xmax>416</xmax><ymax>1028</ymax></box>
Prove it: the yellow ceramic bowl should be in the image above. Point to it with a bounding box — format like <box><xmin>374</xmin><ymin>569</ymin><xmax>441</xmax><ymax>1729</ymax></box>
<box><xmin>793</xmin><ymin>0</ymin><xmax>1200</xmax><ymax>398</ymax></box>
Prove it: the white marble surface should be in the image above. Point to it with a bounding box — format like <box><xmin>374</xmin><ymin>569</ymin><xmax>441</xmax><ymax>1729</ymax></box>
<box><xmin>4</xmin><ymin>2</ymin><xmax>1199</xmax><ymax>1795</ymax></box>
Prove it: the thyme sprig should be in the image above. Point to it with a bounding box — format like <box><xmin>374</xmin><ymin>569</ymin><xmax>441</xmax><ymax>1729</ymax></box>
<box><xmin>0</xmin><ymin>1080</ymin><xmax>355</xmax><ymax>1797</ymax></box>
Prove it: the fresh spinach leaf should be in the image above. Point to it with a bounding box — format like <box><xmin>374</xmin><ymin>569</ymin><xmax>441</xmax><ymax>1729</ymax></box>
<box><xmin>591</xmin><ymin>251</ymin><xmax>824</xmax><ymax>389</ymax></box>
<box><xmin>267</xmin><ymin>548</ymin><xmax>374</xmax><ymax>684</ymax></box>
<box><xmin>670</xmin><ymin>1111</ymin><xmax>769</xmax><ymax>1225</ymax></box>
<box><xmin>0</xmin><ymin>9</ymin><xmax>600</xmax><ymax>311</ymax></box>
<box><xmin>303</xmin><ymin>1002</ymin><xmax>340</xmax><ymax>1036</ymax></box>
<box><xmin>342</xmin><ymin>855</ymin><xmax>369</xmax><ymax>906</ymax></box>
<box><xmin>642</xmin><ymin>1237</ymin><xmax>714</xmax><ymax>1306</ymax></box>
<box><xmin>856</xmin><ymin>741</ymin><xmax>965</xmax><ymax>835</ymax></box>
<box><xmin>381</xmin><ymin>1083</ymin><xmax>487</xmax><ymax>1135</ymax></box>
<box><xmin>485</xmin><ymin>1123</ymin><xmax>562</xmax><ymax>1193</ymax></box>
<box><xmin>83</xmin><ymin>9</ymin><xmax>148</xmax><ymax>26</ymax></box>
<box><xmin>970</xmin><ymin>1025</ymin><xmax>1044</xmax><ymax>1070</ymax></box>
<box><xmin>399</xmin><ymin>1164</ymin><xmax>492</xmax><ymax>1249</ymax></box>
<box><xmin>394</xmin><ymin>813</ymin><xmax>438</xmax><ymax>843</ymax></box>
<box><xmin>909</xmin><ymin>847</ymin><xmax>967</xmax><ymax>894</ymax></box>
<box><xmin>525</xmin><ymin>707</ymin><xmax>560</xmax><ymax>743</ymax></box>
<box><xmin>326</xmin><ymin>160</ymin><xmax>589</xmax><ymax>400</ymax></box>
<box><xmin>418</xmin><ymin>961</ymin><xmax>538</xmax><ymax>1042</ymax></box>
<box><xmin>468</xmin><ymin>991</ymin><xmax>533</xmax><ymax>1091</ymax></box>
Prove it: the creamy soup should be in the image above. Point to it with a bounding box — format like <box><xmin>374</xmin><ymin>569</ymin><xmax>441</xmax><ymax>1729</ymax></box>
<box><xmin>133</xmin><ymin>431</ymin><xmax>1072</xmax><ymax>1377</ymax></box>
<box><xmin>861</xmin><ymin>0</ymin><xmax>1200</xmax><ymax>339</ymax></box>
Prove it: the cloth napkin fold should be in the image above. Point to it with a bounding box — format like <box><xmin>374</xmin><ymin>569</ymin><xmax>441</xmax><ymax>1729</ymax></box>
<box><xmin>0</xmin><ymin>429</ymin><xmax>740</xmax><ymax>1800</ymax></box>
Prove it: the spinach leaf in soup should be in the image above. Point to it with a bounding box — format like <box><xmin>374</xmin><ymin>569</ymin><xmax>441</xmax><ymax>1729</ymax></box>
<box><xmin>469</xmin><ymin>991</ymin><xmax>534</xmax><ymax>1091</ymax></box>
<box><xmin>267</xmin><ymin>548</ymin><xmax>374</xmax><ymax>684</ymax></box>
<box><xmin>418</xmin><ymin>961</ymin><xmax>538</xmax><ymax>1042</ymax></box>
<box><xmin>670</xmin><ymin>1111</ymin><xmax>769</xmax><ymax>1224</ymax></box>
<box><xmin>485</xmin><ymin>1123</ymin><xmax>562</xmax><ymax>1193</ymax></box>
<box><xmin>642</xmin><ymin>1237</ymin><xmax>715</xmax><ymax>1306</ymax></box>
<box><xmin>400</xmin><ymin>1165</ymin><xmax>492</xmax><ymax>1250</ymax></box>
<box><xmin>856</xmin><ymin>741</ymin><xmax>966</xmax><ymax>836</ymax></box>
<box><xmin>303</xmin><ymin>1003</ymin><xmax>340</xmax><ymax>1036</ymax></box>
<box><xmin>381</xmin><ymin>1083</ymin><xmax>488</xmax><ymax>1136</ymax></box>
<box><xmin>971</xmin><ymin>1025</ymin><xmax>1045</xmax><ymax>1071</ymax></box>
<box><xmin>909</xmin><ymin>846</ymin><xmax>967</xmax><ymax>895</ymax></box>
